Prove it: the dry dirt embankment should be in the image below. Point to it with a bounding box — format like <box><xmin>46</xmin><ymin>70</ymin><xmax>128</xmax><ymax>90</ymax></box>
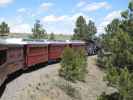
<box><xmin>0</xmin><ymin>56</ymin><xmax>115</xmax><ymax>100</ymax></box>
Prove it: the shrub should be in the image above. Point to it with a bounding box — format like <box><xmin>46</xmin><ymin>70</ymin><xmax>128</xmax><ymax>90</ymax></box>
<box><xmin>59</xmin><ymin>47</ymin><xmax>87</xmax><ymax>82</ymax></box>
<box><xmin>98</xmin><ymin>67</ymin><xmax>133</xmax><ymax>100</ymax></box>
<box><xmin>56</xmin><ymin>80</ymin><xmax>80</xmax><ymax>99</ymax></box>
<box><xmin>97</xmin><ymin>92</ymin><xmax>120</xmax><ymax>100</ymax></box>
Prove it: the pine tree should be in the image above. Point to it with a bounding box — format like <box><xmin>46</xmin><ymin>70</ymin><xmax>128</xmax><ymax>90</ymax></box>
<box><xmin>32</xmin><ymin>20</ymin><xmax>47</xmax><ymax>39</ymax></box>
<box><xmin>97</xmin><ymin>1</ymin><xmax>133</xmax><ymax>100</ymax></box>
<box><xmin>0</xmin><ymin>21</ymin><xmax>10</xmax><ymax>36</ymax></box>
<box><xmin>72</xmin><ymin>16</ymin><xmax>88</xmax><ymax>40</ymax></box>
<box><xmin>49</xmin><ymin>32</ymin><xmax>55</xmax><ymax>40</ymax></box>
<box><xmin>59</xmin><ymin>47</ymin><xmax>87</xmax><ymax>82</ymax></box>
<box><xmin>72</xmin><ymin>16</ymin><xmax>97</xmax><ymax>41</ymax></box>
<box><xmin>86</xmin><ymin>20</ymin><xmax>97</xmax><ymax>40</ymax></box>
<box><xmin>98</xmin><ymin>6</ymin><xmax>133</xmax><ymax>69</ymax></box>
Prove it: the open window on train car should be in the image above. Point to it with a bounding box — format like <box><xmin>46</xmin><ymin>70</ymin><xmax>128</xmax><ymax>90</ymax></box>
<box><xmin>0</xmin><ymin>50</ymin><xmax>7</xmax><ymax>65</ymax></box>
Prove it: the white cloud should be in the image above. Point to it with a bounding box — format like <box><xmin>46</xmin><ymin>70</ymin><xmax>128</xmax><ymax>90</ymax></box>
<box><xmin>76</xmin><ymin>1</ymin><xmax>111</xmax><ymax>12</ymax></box>
<box><xmin>10</xmin><ymin>24</ymin><xmax>31</xmax><ymax>33</ymax></box>
<box><xmin>0</xmin><ymin>17</ymin><xmax>5</xmax><ymax>22</ymax></box>
<box><xmin>0</xmin><ymin>16</ymin><xmax>31</xmax><ymax>33</ymax></box>
<box><xmin>104</xmin><ymin>11</ymin><xmax>121</xmax><ymax>21</ymax></box>
<box><xmin>43</xmin><ymin>15</ymin><xmax>68</xmax><ymax>22</ymax></box>
<box><xmin>42</xmin><ymin>13</ymin><xmax>92</xmax><ymax>34</ymax></box>
<box><xmin>17</xmin><ymin>8</ymin><xmax>27</xmax><ymax>13</ymax></box>
<box><xmin>76</xmin><ymin>1</ymin><xmax>86</xmax><ymax>7</ymax></box>
<box><xmin>17</xmin><ymin>8</ymin><xmax>36</xmax><ymax>20</ymax></box>
<box><xmin>40</xmin><ymin>2</ymin><xmax>54</xmax><ymax>11</ymax></box>
<box><xmin>98</xmin><ymin>11</ymin><xmax>121</xmax><ymax>34</ymax></box>
<box><xmin>0</xmin><ymin>0</ymin><xmax>14</xmax><ymax>7</ymax></box>
<box><xmin>43</xmin><ymin>13</ymin><xmax>92</xmax><ymax>23</ymax></box>
<box><xmin>70</xmin><ymin>13</ymin><xmax>93</xmax><ymax>22</ymax></box>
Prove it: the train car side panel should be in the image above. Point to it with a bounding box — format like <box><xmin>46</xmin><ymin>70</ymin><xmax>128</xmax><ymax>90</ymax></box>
<box><xmin>25</xmin><ymin>45</ymin><xmax>48</xmax><ymax>67</ymax></box>
<box><xmin>6</xmin><ymin>46</ymin><xmax>24</xmax><ymax>74</ymax></box>
<box><xmin>48</xmin><ymin>44</ymin><xmax>66</xmax><ymax>61</ymax></box>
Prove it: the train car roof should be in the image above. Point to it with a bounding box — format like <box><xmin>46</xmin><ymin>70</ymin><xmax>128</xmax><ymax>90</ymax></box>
<box><xmin>47</xmin><ymin>40</ymin><xmax>85</xmax><ymax>44</ymax></box>
<box><xmin>0</xmin><ymin>38</ymin><xmax>27</xmax><ymax>46</ymax></box>
<box><xmin>0</xmin><ymin>38</ymin><xmax>48</xmax><ymax>46</ymax></box>
<box><xmin>23</xmin><ymin>39</ymin><xmax>48</xmax><ymax>45</ymax></box>
<box><xmin>0</xmin><ymin>38</ymin><xmax>85</xmax><ymax>46</ymax></box>
<box><xmin>23</xmin><ymin>39</ymin><xmax>85</xmax><ymax>45</ymax></box>
<box><xmin>68</xmin><ymin>40</ymin><xmax>85</xmax><ymax>44</ymax></box>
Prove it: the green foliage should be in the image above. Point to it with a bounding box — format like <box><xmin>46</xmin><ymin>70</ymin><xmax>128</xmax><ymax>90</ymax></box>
<box><xmin>106</xmin><ymin>29</ymin><xmax>132</xmax><ymax>69</ymax></box>
<box><xmin>51</xmin><ymin>34</ymin><xmax>71</xmax><ymax>40</ymax></box>
<box><xmin>87</xmin><ymin>20</ymin><xmax>97</xmax><ymax>40</ymax></box>
<box><xmin>97</xmin><ymin>92</ymin><xmax>120</xmax><ymax>100</ymax></box>
<box><xmin>97</xmin><ymin>92</ymin><xmax>109</xmax><ymax>100</ymax></box>
<box><xmin>120</xmin><ymin>1</ymin><xmax>133</xmax><ymax>37</ymax></box>
<box><xmin>72</xmin><ymin>16</ymin><xmax>97</xmax><ymax>41</ymax></box>
<box><xmin>97</xmin><ymin>1</ymin><xmax>133</xmax><ymax>100</ymax></box>
<box><xmin>0</xmin><ymin>21</ymin><xmax>10</xmax><ymax>36</ymax></box>
<box><xmin>49</xmin><ymin>32</ymin><xmax>55</xmax><ymax>40</ymax></box>
<box><xmin>97</xmin><ymin>49</ymin><xmax>112</xmax><ymax>68</ymax></box>
<box><xmin>31</xmin><ymin>20</ymin><xmax>47</xmax><ymax>39</ymax></box>
<box><xmin>105</xmin><ymin>67</ymin><xmax>133</xmax><ymax>100</ymax></box>
<box><xmin>59</xmin><ymin>47</ymin><xmax>87</xmax><ymax>82</ymax></box>
<box><xmin>121</xmin><ymin>10</ymin><xmax>129</xmax><ymax>19</ymax></box>
<box><xmin>105</xmin><ymin>19</ymin><xmax>120</xmax><ymax>35</ymax></box>
<box><xmin>98</xmin><ymin>1</ymin><xmax>133</xmax><ymax>69</ymax></box>
<box><xmin>98</xmin><ymin>67</ymin><xmax>133</xmax><ymax>100</ymax></box>
<box><xmin>128</xmin><ymin>1</ymin><xmax>133</xmax><ymax>11</ymax></box>
<box><xmin>72</xmin><ymin>16</ymin><xmax>87</xmax><ymax>40</ymax></box>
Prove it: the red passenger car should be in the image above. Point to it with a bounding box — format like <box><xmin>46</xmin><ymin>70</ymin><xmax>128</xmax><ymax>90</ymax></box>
<box><xmin>0</xmin><ymin>38</ymin><xmax>86</xmax><ymax>87</ymax></box>
<box><xmin>70</xmin><ymin>41</ymin><xmax>86</xmax><ymax>50</ymax></box>
<box><xmin>25</xmin><ymin>41</ymin><xmax>48</xmax><ymax>67</ymax></box>
<box><xmin>0</xmin><ymin>38</ymin><xmax>25</xmax><ymax>86</ymax></box>
<box><xmin>48</xmin><ymin>41</ymin><xmax>69</xmax><ymax>61</ymax></box>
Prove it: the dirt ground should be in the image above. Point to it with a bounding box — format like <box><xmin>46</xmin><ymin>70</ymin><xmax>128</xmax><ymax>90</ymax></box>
<box><xmin>0</xmin><ymin>56</ymin><xmax>115</xmax><ymax>100</ymax></box>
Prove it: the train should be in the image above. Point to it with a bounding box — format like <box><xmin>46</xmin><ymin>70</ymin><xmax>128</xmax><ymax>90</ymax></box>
<box><xmin>0</xmin><ymin>38</ymin><xmax>86</xmax><ymax>87</ymax></box>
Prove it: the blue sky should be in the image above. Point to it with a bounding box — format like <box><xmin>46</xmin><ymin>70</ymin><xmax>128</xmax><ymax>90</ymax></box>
<box><xmin>0</xmin><ymin>0</ymin><xmax>129</xmax><ymax>35</ymax></box>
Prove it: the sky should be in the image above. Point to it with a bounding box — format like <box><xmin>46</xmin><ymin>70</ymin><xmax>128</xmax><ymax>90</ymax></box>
<box><xmin>0</xmin><ymin>0</ymin><xmax>129</xmax><ymax>35</ymax></box>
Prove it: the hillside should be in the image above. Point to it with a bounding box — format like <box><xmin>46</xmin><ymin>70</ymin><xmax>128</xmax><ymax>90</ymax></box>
<box><xmin>0</xmin><ymin>56</ymin><xmax>115</xmax><ymax>100</ymax></box>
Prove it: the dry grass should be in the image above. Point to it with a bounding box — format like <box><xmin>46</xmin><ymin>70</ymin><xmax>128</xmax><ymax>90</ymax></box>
<box><xmin>0</xmin><ymin>56</ymin><xmax>115</xmax><ymax>100</ymax></box>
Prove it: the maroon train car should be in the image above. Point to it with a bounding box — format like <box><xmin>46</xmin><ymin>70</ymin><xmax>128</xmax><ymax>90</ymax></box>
<box><xmin>48</xmin><ymin>41</ymin><xmax>69</xmax><ymax>61</ymax></box>
<box><xmin>0</xmin><ymin>38</ymin><xmax>25</xmax><ymax>86</ymax></box>
<box><xmin>0</xmin><ymin>39</ymin><xmax>86</xmax><ymax>87</ymax></box>
<box><xmin>25</xmin><ymin>41</ymin><xmax>48</xmax><ymax>68</ymax></box>
<box><xmin>70</xmin><ymin>41</ymin><xmax>86</xmax><ymax>50</ymax></box>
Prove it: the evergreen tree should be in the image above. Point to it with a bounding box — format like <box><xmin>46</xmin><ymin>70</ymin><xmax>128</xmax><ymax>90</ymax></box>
<box><xmin>32</xmin><ymin>20</ymin><xmax>47</xmax><ymax>39</ymax></box>
<box><xmin>72</xmin><ymin>16</ymin><xmax>88</xmax><ymax>40</ymax></box>
<box><xmin>0</xmin><ymin>21</ymin><xmax>10</xmax><ymax>36</ymax></box>
<box><xmin>97</xmin><ymin>1</ymin><xmax>133</xmax><ymax>100</ymax></box>
<box><xmin>105</xmin><ymin>19</ymin><xmax>120</xmax><ymax>35</ymax></box>
<box><xmin>86</xmin><ymin>20</ymin><xmax>97</xmax><ymax>40</ymax></box>
<box><xmin>59</xmin><ymin>47</ymin><xmax>87</xmax><ymax>82</ymax></box>
<box><xmin>49</xmin><ymin>32</ymin><xmax>55</xmax><ymax>40</ymax></box>
<box><xmin>98</xmin><ymin>3</ymin><xmax>133</xmax><ymax>69</ymax></box>
<box><xmin>120</xmin><ymin>2</ymin><xmax>133</xmax><ymax>37</ymax></box>
<box><xmin>72</xmin><ymin>16</ymin><xmax>97</xmax><ymax>41</ymax></box>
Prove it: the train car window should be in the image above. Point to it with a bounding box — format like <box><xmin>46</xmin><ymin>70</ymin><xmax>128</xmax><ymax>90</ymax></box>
<box><xmin>0</xmin><ymin>50</ymin><xmax>7</xmax><ymax>65</ymax></box>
